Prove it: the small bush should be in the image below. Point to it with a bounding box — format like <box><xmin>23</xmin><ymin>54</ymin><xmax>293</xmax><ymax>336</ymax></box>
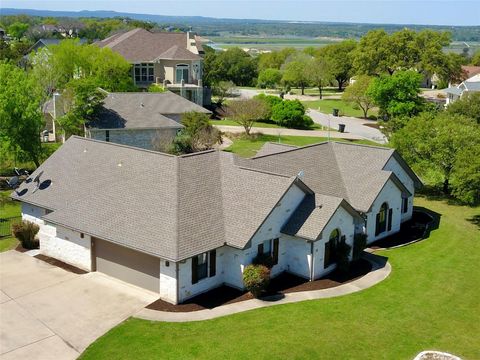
<box><xmin>254</xmin><ymin>94</ymin><xmax>283</xmax><ymax>120</ymax></box>
<box><xmin>11</xmin><ymin>220</ymin><xmax>39</xmax><ymax>249</ymax></box>
<box><xmin>352</xmin><ymin>233</ymin><xmax>368</xmax><ymax>261</ymax></box>
<box><xmin>252</xmin><ymin>253</ymin><xmax>275</xmax><ymax>269</ymax></box>
<box><xmin>148</xmin><ymin>84</ymin><xmax>166</xmax><ymax>93</ymax></box>
<box><xmin>243</xmin><ymin>264</ymin><xmax>270</xmax><ymax>297</ymax></box>
<box><xmin>271</xmin><ymin>99</ymin><xmax>313</xmax><ymax>129</ymax></box>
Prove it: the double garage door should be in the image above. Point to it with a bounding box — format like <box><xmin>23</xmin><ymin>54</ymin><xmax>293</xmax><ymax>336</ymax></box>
<box><xmin>93</xmin><ymin>238</ymin><xmax>160</xmax><ymax>293</ymax></box>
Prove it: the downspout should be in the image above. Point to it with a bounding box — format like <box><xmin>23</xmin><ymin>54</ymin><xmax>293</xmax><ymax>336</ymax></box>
<box><xmin>175</xmin><ymin>261</ymin><xmax>180</xmax><ymax>305</ymax></box>
<box><xmin>309</xmin><ymin>241</ymin><xmax>314</xmax><ymax>281</ymax></box>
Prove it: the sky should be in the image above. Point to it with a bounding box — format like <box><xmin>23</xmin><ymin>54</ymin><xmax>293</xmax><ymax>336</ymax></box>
<box><xmin>1</xmin><ymin>0</ymin><xmax>479</xmax><ymax>26</ymax></box>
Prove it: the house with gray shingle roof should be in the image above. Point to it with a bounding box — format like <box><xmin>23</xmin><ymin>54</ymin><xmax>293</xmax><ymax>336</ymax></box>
<box><xmin>86</xmin><ymin>91</ymin><xmax>211</xmax><ymax>150</ymax></box>
<box><xmin>12</xmin><ymin>138</ymin><xmax>419</xmax><ymax>304</ymax></box>
<box><xmin>96</xmin><ymin>28</ymin><xmax>208</xmax><ymax>105</ymax></box>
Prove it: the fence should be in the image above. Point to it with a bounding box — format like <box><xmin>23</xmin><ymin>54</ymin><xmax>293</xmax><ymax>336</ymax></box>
<box><xmin>0</xmin><ymin>216</ymin><xmax>22</xmax><ymax>238</ymax></box>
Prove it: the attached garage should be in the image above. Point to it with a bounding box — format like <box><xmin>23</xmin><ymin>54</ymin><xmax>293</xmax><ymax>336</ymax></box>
<box><xmin>92</xmin><ymin>238</ymin><xmax>160</xmax><ymax>293</ymax></box>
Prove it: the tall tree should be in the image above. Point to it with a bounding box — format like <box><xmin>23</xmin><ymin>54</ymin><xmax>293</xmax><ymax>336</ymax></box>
<box><xmin>204</xmin><ymin>47</ymin><xmax>257</xmax><ymax>87</ymax></box>
<box><xmin>307</xmin><ymin>57</ymin><xmax>333</xmax><ymax>99</ymax></box>
<box><xmin>367</xmin><ymin>70</ymin><xmax>424</xmax><ymax>119</ymax></box>
<box><xmin>257</xmin><ymin>68</ymin><xmax>283</xmax><ymax>89</ymax></box>
<box><xmin>342</xmin><ymin>75</ymin><xmax>375</xmax><ymax>118</ymax></box>
<box><xmin>446</xmin><ymin>92</ymin><xmax>480</xmax><ymax>124</ymax></box>
<box><xmin>0</xmin><ymin>63</ymin><xmax>44</xmax><ymax>167</ymax></box>
<box><xmin>317</xmin><ymin>40</ymin><xmax>356</xmax><ymax>90</ymax></box>
<box><xmin>281</xmin><ymin>52</ymin><xmax>311</xmax><ymax>95</ymax></box>
<box><xmin>391</xmin><ymin>112</ymin><xmax>480</xmax><ymax>198</ymax></box>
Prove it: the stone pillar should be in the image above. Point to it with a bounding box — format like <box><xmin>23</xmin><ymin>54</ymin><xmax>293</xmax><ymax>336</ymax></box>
<box><xmin>180</xmin><ymin>79</ymin><xmax>186</xmax><ymax>99</ymax></box>
<box><xmin>197</xmin><ymin>80</ymin><xmax>204</xmax><ymax>106</ymax></box>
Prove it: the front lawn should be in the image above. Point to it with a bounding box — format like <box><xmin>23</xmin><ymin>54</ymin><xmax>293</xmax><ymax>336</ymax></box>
<box><xmin>0</xmin><ymin>190</ymin><xmax>21</xmax><ymax>252</ymax></box>
<box><xmin>80</xmin><ymin>196</ymin><xmax>480</xmax><ymax>360</ymax></box>
<box><xmin>302</xmin><ymin>99</ymin><xmax>378</xmax><ymax>119</ymax></box>
<box><xmin>224</xmin><ymin>134</ymin><xmax>381</xmax><ymax>158</ymax></box>
<box><xmin>211</xmin><ymin>118</ymin><xmax>322</xmax><ymax>130</ymax></box>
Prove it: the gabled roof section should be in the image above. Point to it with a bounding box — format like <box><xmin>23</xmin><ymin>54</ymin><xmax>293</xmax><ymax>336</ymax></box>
<box><xmin>242</xmin><ymin>141</ymin><xmax>414</xmax><ymax>213</ymax></box>
<box><xmin>96</xmin><ymin>28</ymin><xmax>201</xmax><ymax>63</ymax></box>
<box><xmin>88</xmin><ymin>91</ymin><xmax>210</xmax><ymax>130</ymax></box>
<box><xmin>156</xmin><ymin>45</ymin><xmax>202</xmax><ymax>61</ymax></box>
<box><xmin>13</xmin><ymin>137</ymin><xmax>298</xmax><ymax>261</ymax></box>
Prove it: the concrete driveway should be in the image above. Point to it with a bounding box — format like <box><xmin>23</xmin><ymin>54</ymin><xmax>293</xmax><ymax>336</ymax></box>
<box><xmin>0</xmin><ymin>251</ymin><xmax>157</xmax><ymax>359</ymax></box>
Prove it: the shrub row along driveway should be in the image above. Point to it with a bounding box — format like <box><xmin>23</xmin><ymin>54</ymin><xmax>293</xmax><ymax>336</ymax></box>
<box><xmin>0</xmin><ymin>251</ymin><xmax>157</xmax><ymax>360</ymax></box>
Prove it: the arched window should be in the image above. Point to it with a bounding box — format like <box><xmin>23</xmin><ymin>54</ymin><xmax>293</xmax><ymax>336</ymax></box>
<box><xmin>324</xmin><ymin>229</ymin><xmax>341</xmax><ymax>268</ymax></box>
<box><xmin>376</xmin><ymin>202</ymin><xmax>392</xmax><ymax>236</ymax></box>
<box><xmin>176</xmin><ymin>64</ymin><xmax>189</xmax><ymax>83</ymax></box>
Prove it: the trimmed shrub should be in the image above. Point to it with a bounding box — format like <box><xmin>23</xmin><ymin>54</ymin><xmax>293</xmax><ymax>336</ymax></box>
<box><xmin>11</xmin><ymin>220</ymin><xmax>39</xmax><ymax>249</ymax></box>
<box><xmin>271</xmin><ymin>99</ymin><xmax>314</xmax><ymax>129</ymax></box>
<box><xmin>252</xmin><ymin>253</ymin><xmax>275</xmax><ymax>269</ymax></box>
<box><xmin>254</xmin><ymin>94</ymin><xmax>283</xmax><ymax>120</ymax></box>
<box><xmin>352</xmin><ymin>233</ymin><xmax>368</xmax><ymax>261</ymax></box>
<box><xmin>243</xmin><ymin>264</ymin><xmax>270</xmax><ymax>297</ymax></box>
<box><xmin>334</xmin><ymin>237</ymin><xmax>352</xmax><ymax>274</ymax></box>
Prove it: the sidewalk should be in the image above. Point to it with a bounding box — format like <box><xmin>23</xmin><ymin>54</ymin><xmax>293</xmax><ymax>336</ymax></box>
<box><xmin>213</xmin><ymin>125</ymin><xmax>363</xmax><ymax>140</ymax></box>
<box><xmin>135</xmin><ymin>253</ymin><xmax>390</xmax><ymax>323</ymax></box>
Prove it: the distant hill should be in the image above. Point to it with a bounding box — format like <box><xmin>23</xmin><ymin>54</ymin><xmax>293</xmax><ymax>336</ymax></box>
<box><xmin>1</xmin><ymin>8</ymin><xmax>479</xmax><ymax>41</ymax></box>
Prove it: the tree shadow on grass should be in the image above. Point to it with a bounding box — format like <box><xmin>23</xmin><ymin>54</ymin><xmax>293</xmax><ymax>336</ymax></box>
<box><xmin>467</xmin><ymin>215</ymin><xmax>480</xmax><ymax>230</ymax></box>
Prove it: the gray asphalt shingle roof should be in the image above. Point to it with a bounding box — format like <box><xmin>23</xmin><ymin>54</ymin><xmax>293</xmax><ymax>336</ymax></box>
<box><xmin>88</xmin><ymin>91</ymin><xmax>210</xmax><ymax>130</ymax></box>
<box><xmin>240</xmin><ymin>141</ymin><xmax>415</xmax><ymax>213</ymax></box>
<box><xmin>96</xmin><ymin>28</ymin><xmax>201</xmax><ymax>62</ymax></box>
<box><xmin>13</xmin><ymin>137</ymin><xmax>297</xmax><ymax>261</ymax></box>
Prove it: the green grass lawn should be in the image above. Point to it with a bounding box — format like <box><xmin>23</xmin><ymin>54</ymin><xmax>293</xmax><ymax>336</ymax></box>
<box><xmin>228</xmin><ymin>134</ymin><xmax>382</xmax><ymax>158</ymax></box>
<box><xmin>80</xmin><ymin>196</ymin><xmax>480</xmax><ymax>360</ymax></box>
<box><xmin>289</xmin><ymin>87</ymin><xmax>342</xmax><ymax>96</ymax></box>
<box><xmin>0</xmin><ymin>190</ymin><xmax>21</xmax><ymax>252</ymax></box>
<box><xmin>211</xmin><ymin>119</ymin><xmax>322</xmax><ymax>130</ymax></box>
<box><xmin>302</xmin><ymin>99</ymin><xmax>378</xmax><ymax>119</ymax></box>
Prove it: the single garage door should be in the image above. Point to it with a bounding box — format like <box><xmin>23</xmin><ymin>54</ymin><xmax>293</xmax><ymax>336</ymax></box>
<box><xmin>93</xmin><ymin>238</ymin><xmax>160</xmax><ymax>293</ymax></box>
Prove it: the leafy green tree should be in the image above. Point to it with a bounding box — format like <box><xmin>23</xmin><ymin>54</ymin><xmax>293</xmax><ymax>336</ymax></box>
<box><xmin>0</xmin><ymin>63</ymin><xmax>44</xmax><ymax>167</ymax></box>
<box><xmin>257</xmin><ymin>68</ymin><xmax>282</xmax><ymax>89</ymax></box>
<box><xmin>253</xmin><ymin>94</ymin><xmax>283</xmax><ymax>120</ymax></box>
<box><xmin>451</xmin><ymin>145</ymin><xmax>480</xmax><ymax>205</ymax></box>
<box><xmin>367</xmin><ymin>70</ymin><xmax>424</xmax><ymax>119</ymax></box>
<box><xmin>204</xmin><ymin>47</ymin><xmax>257</xmax><ymax>86</ymax></box>
<box><xmin>446</xmin><ymin>92</ymin><xmax>480</xmax><ymax>124</ymax></box>
<box><xmin>281</xmin><ymin>53</ymin><xmax>311</xmax><ymax>95</ymax></box>
<box><xmin>352</xmin><ymin>29</ymin><xmax>390</xmax><ymax>75</ymax></box>
<box><xmin>472</xmin><ymin>50</ymin><xmax>480</xmax><ymax>66</ymax></box>
<box><xmin>212</xmin><ymin>80</ymin><xmax>236</xmax><ymax>106</ymax></box>
<box><xmin>391</xmin><ymin>112</ymin><xmax>480</xmax><ymax>199</ymax></box>
<box><xmin>307</xmin><ymin>57</ymin><xmax>333</xmax><ymax>99</ymax></box>
<box><xmin>226</xmin><ymin>99</ymin><xmax>269</xmax><ymax>136</ymax></box>
<box><xmin>57</xmin><ymin>78</ymin><xmax>106</xmax><ymax>139</ymax></box>
<box><xmin>317</xmin><ymin>40</ymin><xmax>356</xmax><ymax>90</ymax></box>
<box><xmin>8</xmin><ymin>22</ymin><xmax>29</xmax><ymax>39</ymax></box>
<box><xmin>342</xmin><ymin>75</ymin><xmax>375</xmax><ymax>118</ymax></box>
<box><xmin>271</xmin><ymin>100</ymin><xmax>314</xmax><ymax>129</ymax></box>
<box><xmin>257</xmin><ymin>47</ymin><xmax>296</xmax><ymax>71</ymax></box>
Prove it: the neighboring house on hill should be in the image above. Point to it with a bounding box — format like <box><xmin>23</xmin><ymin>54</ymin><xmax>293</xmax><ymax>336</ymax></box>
<box><xmin>12</xmin><ymin>138</ymin><xmax>420</xmax><ymax>304</ymax></box>
<box><xmin>27</xmin><ymin>38</ymin><xmax>87</xmax><ymax>54</ymax></box>
<box><xmin>86</xmin><ymin>91</ymin><xmax>211</xmax><ymax>150</ymax></box>
<box><xmin>96</xmin><ymin>28</ymin><xmax>208</xmax><ymax>105</ymax></box>
<box><xmin>444</xmin><ymin>78</ymin><xmax>480</xmax><ymax>105</ymax></box>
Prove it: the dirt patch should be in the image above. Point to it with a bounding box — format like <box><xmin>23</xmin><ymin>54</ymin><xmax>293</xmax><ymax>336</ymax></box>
<box><xmin>363</xmin><ymin>123</ymin><xmax>380</xmax><ymax>129</ymax></box>
<box><xmin>15</xmin><ymin>243</ymin><xmax>31</xmax><ymax>253</ymax></box>
<box><xmin>146</xmin><ymin>258</ymin><xmax>372</xmax><ymax>312</ymax></box>
<box><xmin>34</xmin><ymin>254</ymin><xmax>88</xmax><ymax>274</ymax></box>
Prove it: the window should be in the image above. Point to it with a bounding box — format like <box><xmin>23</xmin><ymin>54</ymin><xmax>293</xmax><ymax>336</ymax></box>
<box><xmin>134</xmin><ymin>63</ymin><xmax>154</xmax><ymax>83</ymax></box>
<box><xmin>402</xmin><ymin>196</ymin><xmax>409</xmax><ymax>214</ymax></box>
<box><xmin>325</xmin><ymin>229</ymin><xmax>340</xmax><ymax>268</ymax></box>
<box><xmin>375</xmin><ymin>202</ymin><xmax>389</xmax><ymax>236</ymax></box>
<box><xmin>257</xmin><ymin>238</ymin><xmax>279</xmax><ymax>265</ymax></box>
<box><xmin>191</xmin><ymin>250</ymin><xmax>216</xmax><ymax>284</ymax></box>
<box><xmin>80</xmin><ymin>233</ymin><xmax>84</xmax><ymax>239</ymax></box>
<box><xmin>175</xmin><ymin>64</ymin><xmax>189</xmax><ymax>83</ymax></box>
<box><xmin>105</xmin><ymin>130</ymin><xmax>109</xmax><ymax>142</ymax></box>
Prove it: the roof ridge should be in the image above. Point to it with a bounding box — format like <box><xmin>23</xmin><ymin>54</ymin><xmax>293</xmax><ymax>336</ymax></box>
<box><xmin>69</xmin><ymin>135</ymin><xmax>176</xmax><ymax>158</ymax></box>
<box><xmin>236</xmin><ymin>165</ymin><xmax>295</xmax><ymax>179</ymax></box>
<box><xmin>251</xmin><ymin>141</ymin><xmax>330</xmax><ymax>159</ymax></box>
<box><xmin>106</xmin><ymin>28</ymin><xmax>145</xmax><ymax>48</ymax></box>
<box><xmin>327</xmin><ymin>142</ymin><xmax>351</xmax><ymax>203</ymax></box>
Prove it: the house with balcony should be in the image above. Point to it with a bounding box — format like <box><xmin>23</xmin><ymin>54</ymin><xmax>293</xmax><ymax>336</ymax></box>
<box><xmin>96</xmin><ymin>28</ymin><xmax>209</xmax><ymax>105</ymax></box>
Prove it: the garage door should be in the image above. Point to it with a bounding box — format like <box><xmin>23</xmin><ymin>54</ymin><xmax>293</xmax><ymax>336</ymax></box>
<box><xmin>93</xmin><ymin>238</ymin><xmax>160</xmax><ymax>293</ymax></box>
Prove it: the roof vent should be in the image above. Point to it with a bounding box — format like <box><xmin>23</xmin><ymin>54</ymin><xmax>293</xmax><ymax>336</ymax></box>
<box><xmin>140</xmin><ymin>103</ymin><xmax>144</xmax><ymax>107</ymax></box>
<box><xmin>297</xmin><ymin>170</ymin><xmax>305</xmax><ymax>179</ymax></box>
<box><xmin>117</xmin><ymin>161</ymin><xmax>123</xmax><ymax>167</ymax></box>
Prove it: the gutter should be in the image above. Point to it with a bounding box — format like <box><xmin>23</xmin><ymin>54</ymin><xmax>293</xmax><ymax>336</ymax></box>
<box><xmin>309</xmin><ymin>241</ymin><xmax>314</xmax><ymax>281</ymax></box>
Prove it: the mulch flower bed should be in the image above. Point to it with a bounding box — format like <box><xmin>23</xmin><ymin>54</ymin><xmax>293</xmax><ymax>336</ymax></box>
<box><xmin>34</xmin><ymin>254</ymin><xmax>88</xmax><ymax>274</ymax></box>
<box><xmin>369</xmin><ymin>210</ymin><xmax>433</xmax><ymax>250</ymax></box>
<box><xmin>146</xmin><ymin>258</ymin><xmax>372</xmax><ymax>313</ymax></box>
